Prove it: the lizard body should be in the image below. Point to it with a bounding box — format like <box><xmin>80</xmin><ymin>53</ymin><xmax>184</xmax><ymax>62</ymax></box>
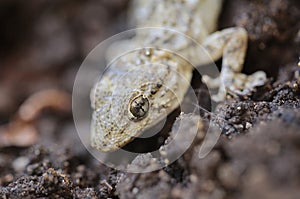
<box><xmin>91</xmin><ymin>0</ymin><xmax>267</xmax><ymax>152</ymax></box>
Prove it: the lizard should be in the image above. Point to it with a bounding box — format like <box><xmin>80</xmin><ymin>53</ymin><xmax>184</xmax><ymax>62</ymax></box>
<box><xmin>90</xmin><ymin>0</ymin><xmax>267</xmax><ymax>152</ymax></box>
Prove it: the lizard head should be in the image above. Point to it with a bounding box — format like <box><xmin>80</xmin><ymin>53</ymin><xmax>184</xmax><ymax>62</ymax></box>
<box><xmin>90</xmin><ymin>80</ymin><xmax>179</xmax><ymax>152</ymax></box>
<box><xmin>90</xmin><ymin>49</ymin><xmax>193</xmax><ymax>152</ymax></box>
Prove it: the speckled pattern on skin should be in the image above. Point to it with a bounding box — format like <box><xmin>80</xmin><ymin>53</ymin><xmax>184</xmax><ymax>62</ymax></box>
<box><xmin>90</xmin><ymin>0</ymin><xmax>268</xmax><ymax>152</ymax></box>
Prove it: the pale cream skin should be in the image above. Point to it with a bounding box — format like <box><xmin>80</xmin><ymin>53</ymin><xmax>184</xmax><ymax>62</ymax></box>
<box><xmin>91</xmin><ymin>0</ymin><xmax>267</xmax><ymax>152</ymax></box>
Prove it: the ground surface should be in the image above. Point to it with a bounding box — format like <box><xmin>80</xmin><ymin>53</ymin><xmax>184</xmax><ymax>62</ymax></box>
<box><xmin>0</xmin><ymin>0</ymin><xmax>299</xmax><ymax>198</ymax></box>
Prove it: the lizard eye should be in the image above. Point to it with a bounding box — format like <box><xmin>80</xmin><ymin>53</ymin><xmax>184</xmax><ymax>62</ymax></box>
<box><xmin>129</xmin><ymin>95</ymin><xmax>149</xmax><ymax>120</ymax></box>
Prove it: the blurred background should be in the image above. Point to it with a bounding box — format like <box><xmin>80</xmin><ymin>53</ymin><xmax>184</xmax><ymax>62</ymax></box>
<box><xmin>0</xmin><ymin>0</ymin><xmax>129</xmax><ymax>120</ymax></box>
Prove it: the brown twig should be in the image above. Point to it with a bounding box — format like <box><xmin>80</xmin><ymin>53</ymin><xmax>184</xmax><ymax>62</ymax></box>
<box><xmin>0</xmin><ymin>89</ymin><xmax>71</xmax><ymax>147</ymax></box>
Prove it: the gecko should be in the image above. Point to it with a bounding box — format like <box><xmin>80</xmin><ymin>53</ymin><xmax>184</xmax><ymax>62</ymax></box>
<box><xmin>90</xmin><ymin>0</ymin><xmax>267</xmax><ymax>152</ymax></box>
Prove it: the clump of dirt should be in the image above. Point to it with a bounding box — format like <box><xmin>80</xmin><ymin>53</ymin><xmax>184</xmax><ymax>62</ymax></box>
<box><xmin>214</xmin><ymin>66</ymin><xmax>300</xmax><ymax>136</ymax></box>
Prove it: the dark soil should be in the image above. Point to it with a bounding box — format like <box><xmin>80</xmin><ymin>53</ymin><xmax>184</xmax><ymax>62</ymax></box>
<box><xmin>0</xmin><ymin>0</ymin><xmax>299</xmax><ymax>198</ymax></box>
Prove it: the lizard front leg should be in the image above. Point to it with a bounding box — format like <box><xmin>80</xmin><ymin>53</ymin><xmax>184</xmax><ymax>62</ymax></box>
<box><xmin>201</xmin><ymin>27</ymin><xmax>267</xmax><ymax>102</ymax></box>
